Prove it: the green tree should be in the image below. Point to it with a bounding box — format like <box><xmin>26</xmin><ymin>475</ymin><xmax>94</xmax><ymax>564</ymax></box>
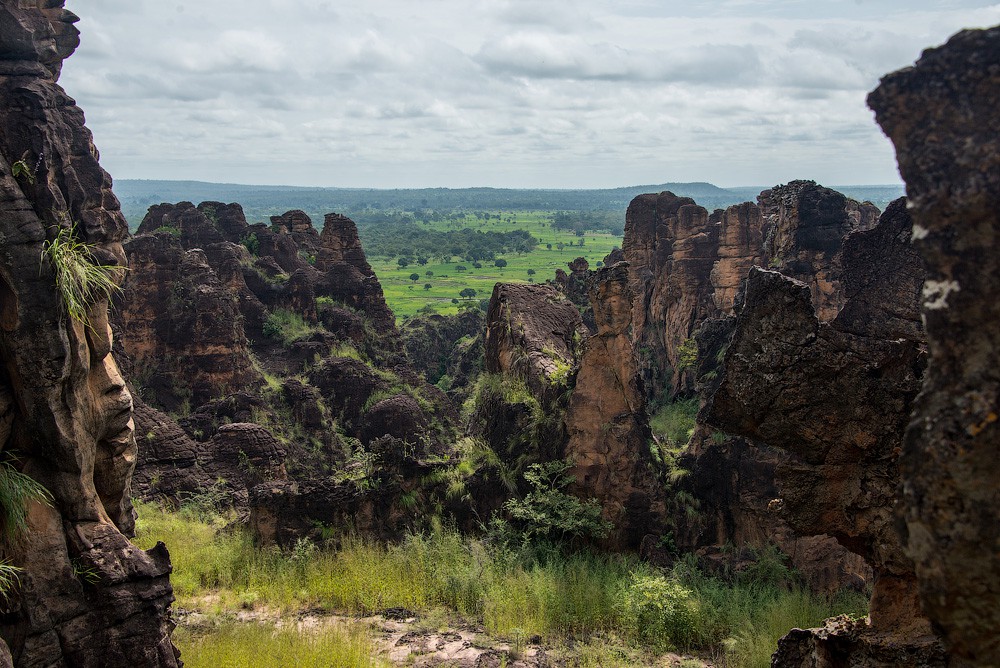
<box><xmin>495</xmin><ymin>258</ymin><xmax>508</xmax><ymax>269</ymax></box>
<box><xmin>397</xmin><ymin>257</ymin><xmax>410</xmax><ymax>269</ymax></box>
<box><xmin>503</xmin><ymin>459</ymin><xmax>611</xmax><ymax>545</ymax></box>
<box><xmin>424</xmin><ymin>283</ymin><xmax>432</xmax><ymax>291</ymax></box>
<box><xmin>409</xmin><ymin>273</ymin><xmax>420</xmax><ymax>282</ymax></box>
<box><xmin>460</xmin><ymin>287</ymin><xmax>477</xmax><ymax>300</ymax></box>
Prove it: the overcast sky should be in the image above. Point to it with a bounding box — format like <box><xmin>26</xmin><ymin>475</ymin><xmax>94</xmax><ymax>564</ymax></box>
<box><xmin>60</xmin><ymin>0</ymin><xmax>1000</xmax><ymax>189</ymax></box>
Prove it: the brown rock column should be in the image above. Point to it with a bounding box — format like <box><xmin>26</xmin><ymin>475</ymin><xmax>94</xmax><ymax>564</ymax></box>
<box><xmin>564</xmin><ymin>263</ymin><xmax>665</xmax><ymax>549</ymax></box>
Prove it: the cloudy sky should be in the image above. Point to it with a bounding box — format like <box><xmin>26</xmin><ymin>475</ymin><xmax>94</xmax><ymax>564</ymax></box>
<box><xmin>61</xmin><ymin>0</ymin><xmax>1000</xmax><ymax>189</ymax></box>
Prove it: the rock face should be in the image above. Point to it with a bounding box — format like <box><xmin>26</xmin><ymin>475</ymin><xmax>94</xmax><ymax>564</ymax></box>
<box><xmin>625</xmin><ymin>183</ymin><xmax>876</xmax><ymax>400</ymax></box>
<box><xmin>869</xmin><ymin>26</ymin><xmax>1000</xmax><ymax>666</ymax></box>
<box><xmin>563</xmin><ymin>263</ymin><xmax>665</xmax><ymax>549</ymax></box>
<box><xmin>483</xmin><ymin>283</ymin><xmax>585</xmax><ymax>402</ymax></box>
<box><xmin>705</xmin><ymin>202</ymin><xmax>944</xmax><ymax>663</ymax></box>
<box><xmin>0</xmin><ymin>2</ymin><xmax>177</xmax><ymax>664</ymax></box>
<box><xmin>401</xmin><ymin>309</ymin><xmax>484</xmax><ymax>403</ymax></box>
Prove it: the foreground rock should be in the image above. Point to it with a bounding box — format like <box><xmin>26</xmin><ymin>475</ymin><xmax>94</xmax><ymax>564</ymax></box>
<box><xmin>870</xmin><ymin>25</ymin><xmax>1000</xmax><ymax>666</ymax></box>
<box><xmin>706</xmin><ymin>201</ymin><xmax>943</xmax><ymax>663</ymax></box>
<box><xmin>0</xmin><ymin>2</ymin><xmax>177</xmax><ymax>664</ymax></box>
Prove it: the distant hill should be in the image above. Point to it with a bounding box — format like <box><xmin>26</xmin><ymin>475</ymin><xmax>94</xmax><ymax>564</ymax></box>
<box><xmin>112</xmin><ymin>179</ymin><xmax>904</xmax><ymax>230</ymax></box>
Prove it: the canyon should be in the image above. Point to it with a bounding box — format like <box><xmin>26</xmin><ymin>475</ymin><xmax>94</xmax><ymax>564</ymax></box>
<box><xmin>0</xmin><ymin>2</ymin><xmax>996</xmax><ymax>666</ymax></box>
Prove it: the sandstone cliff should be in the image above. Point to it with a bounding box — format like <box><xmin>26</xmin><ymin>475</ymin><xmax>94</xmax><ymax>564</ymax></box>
<box><xmin>870</xmin><ymin>25</ymin><xmax>1000</xmax><ymax>667</ymax></box>
<box><xmin>0</xmin><ymin>2</ymin><xmax>177</xmax><ymax>664</ymax></box>
<box><xmin>625</xmin><ymin>183</ymin><xmax>876</xmax><ymax>400</ymax></box>
<box><xmin>705</xmin><ymin>201</ymin><xmax>944</xmax><ymax>663</ymax></box>
<box><xmin>563</xmin><ymin>263</ymin><xmax>665</xmax><ymax>549</ymax></box>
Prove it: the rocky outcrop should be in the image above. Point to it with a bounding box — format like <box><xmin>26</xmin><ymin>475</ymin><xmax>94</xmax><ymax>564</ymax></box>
<box><xmin>483</xmin><ymin>283</ymin><xmax>585</xmax><ymax>402</ymax></box>
<box><xmin>120</xmin><ymin>230</ymin><xmax>263</xmax><ymax>408</ymax></box>
<box><xmin>705</xmin><ymin>201</ymin><xmax>943</xmax><ymax>663</ymax></box>
<box><xmin>869</xmin><ymin>26</ymin><xmax>1000</xmax><ymax>666</ymax></box>
<box><xmin>625</xmin><ymin>183</ymin><xmax>876</xmax><ymax>400</ymax></box>
<box><xmin>0</xmin><ymin>2</ymin><xmax>177</xmax><ymax>664</ymax></box>
<box><xmin>563</xmin><ymin>263</ymin><xmax>665</xmax><ymax>549</ymax></box>
<box><xmin>401</xmin><ymin>308</ymin><xmax>484</xmax><ymax>399</ymax></box>
<box><xmin>316</xmin><ymin>213</ymin><xmax>397</xmax><ymax>333</ymax></box>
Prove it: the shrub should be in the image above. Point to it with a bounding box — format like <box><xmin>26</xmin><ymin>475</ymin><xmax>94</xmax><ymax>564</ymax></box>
<box><xmin>262</xmin><ymin>308</ymin><xmax>321</xmax><ymax>346</ymax></box>
<box><xmin>240</xmin><ymin>232</ymin><xmax>260</xmax><ymax>256</ymax></box>
<box><xmin>649</xmin><ymin>398</ymin><xmax>699</xmax><ymax>448</ymax></box>
<box><xmin>503</xmin><ymin>459</ymin><xmax>611</xmax><ymax>546</ymax></box>
<box><xmin>618</xmin><ymin>572</ymin><xmax>698</xmax><ymax>651</ymax></box>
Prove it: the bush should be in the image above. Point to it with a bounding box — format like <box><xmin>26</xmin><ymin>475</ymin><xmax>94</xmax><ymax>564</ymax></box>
<box><xmin>503</xmin><ymin>460</ymin><xmax>611</xmax><ymax>546</ymax></box>
<box><xmin>262</xmin><ymin>309</ymin><xmax>321</xmax><ymax>346</ymax></box>
<box><xmin>618</xmin><ymin>572</ymin><xmax>698</xmax><ymax>651</ymax></box>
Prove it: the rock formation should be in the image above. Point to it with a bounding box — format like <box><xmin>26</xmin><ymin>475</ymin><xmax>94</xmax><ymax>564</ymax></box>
<box><xmin>401</xmin><ymin>308</ymin><xmax>484</xmax><ymax>403</ymax></box>
<box><xmin>483</xmin><ymin>283</ymin><xmax>585</xmax><ymax>403</ymax></box>
<box><xmin>0</xmin><ymin>1</ymin><xmax>177</xmax><ymax>664</ymax></box>
<box><xmin>705</xmin><ymin>201</ymin><xmax>944</xmax><ymax>663</ymax></box>
<box><xmin>869</xmin><ymin>25</ymin><xmax>1000</xmax><ymax>666</ymax></box>
<box><xmin>625</xmin><ymin>183</ymin><xmax>876</xmax><ymax>400</ymax></box>
<box><xmin>563</xmin><ymin>263</ymin><xmax>665</xmax><ymax>549</ymax></box>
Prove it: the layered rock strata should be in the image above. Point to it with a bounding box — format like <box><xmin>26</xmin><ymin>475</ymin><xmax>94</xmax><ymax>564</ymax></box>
<box><xmin>0</xmin><ymin>2</ymin><xmax>177</xmax><ymax>663</ymax></box>
<box><xmin>869</xmin><ymin>25</ymin><xmax>1000</xmax><ymax>666</ymax></box>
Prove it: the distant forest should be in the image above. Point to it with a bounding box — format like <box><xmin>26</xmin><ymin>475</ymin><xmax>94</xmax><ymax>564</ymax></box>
<box><xmin>114</xmin><ymin>179</ymin><xmax>905</xmax><ymax>234</ymax></box>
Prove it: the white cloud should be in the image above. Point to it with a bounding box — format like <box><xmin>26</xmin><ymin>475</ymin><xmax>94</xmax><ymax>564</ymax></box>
<box><xmin>60</xmin><ymin>0</ymin><xmax>1000</xmax><ymax>188</ymax></box>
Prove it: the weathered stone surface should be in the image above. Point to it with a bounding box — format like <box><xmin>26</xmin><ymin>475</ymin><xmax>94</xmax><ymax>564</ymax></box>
<box><xmin>120</xmin><ymin>233</ymin><xmax>263</xmax><ymax>407</ymax></box>
<box><xmin>316</xmin><ymin>213</ymin><xmax>397</xmax><ymax>332</ymax></box>
<box><xmin>772</xmin><ymin>616</ymin><xmax>946</xmax><ymax>668</ymax></box>
<box><xmin>483</xmin><ymin>283</ymin><xmax>585</xmax><ymax>402</ymax></box>
<box><xmin>869</xmin><ymin>25</ymin><xmax>1000</xmax><ymax>666</ymax></box>
<box><xmin>401</xmin><ymin>309</ymin><xmax>484</xmax><ymax>390</ymax></box>
<box><xmin>564</xmin><ymin>263</ymin><xmax>665</xmax><ymax>549</ymax></box>
<box><xmin>625</xmin><ymin>192</ymin><xmax>719</xmax><ymax>397</ymax></box>
<box><xmin>0</xmin><ymin>2</ymin><xmax>177</xmax><ymax>663</ymax></box>
<box><xmin>757</xmin><ymin>181</ymin><xmax>879</xmax><ymax>320</ymax></box>
<box><xmin>705</xmin><ymin>200</ymin><xmax>943</xmax><ymax>661</ymax></box>
<box><xmin>625</xmin><ymin>183</ymin><xmax>875</xmax><ymax>401</ymax></box>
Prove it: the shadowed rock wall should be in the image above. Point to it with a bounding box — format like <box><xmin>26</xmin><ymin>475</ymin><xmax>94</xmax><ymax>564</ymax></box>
<box><xmin>0</xmin><ymin>2</ymin><xmax>177</xmax><ymax>664</ymax></box>
<box><xmin>870</xmin><ymin>25</ymin><xmax>1000</xmax><ymax>666</ymax></box>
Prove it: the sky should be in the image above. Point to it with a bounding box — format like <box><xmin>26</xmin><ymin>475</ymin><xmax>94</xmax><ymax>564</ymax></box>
<box><xmin>60</xmin><ymin>0</ymin><xmax>1000</xmax><ymax>189</ymax></box>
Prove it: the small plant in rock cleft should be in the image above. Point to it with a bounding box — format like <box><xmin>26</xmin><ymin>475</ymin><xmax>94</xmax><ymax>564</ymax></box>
<box><xmin>41</xmin><ymin>225</ymin><xmax>124</xmax><ymax>329</ymax></box>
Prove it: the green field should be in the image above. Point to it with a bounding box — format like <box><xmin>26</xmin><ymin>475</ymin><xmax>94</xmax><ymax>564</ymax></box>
<box><xmin>368</xmin><ymin>210</ymin><xmax>622</xmax><ymax>320</ymax></box>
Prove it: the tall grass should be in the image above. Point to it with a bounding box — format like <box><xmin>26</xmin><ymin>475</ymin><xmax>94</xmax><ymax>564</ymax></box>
<box><xmin>135</xmin><ymin>502</ymin><xmax>866</xmax><ymax>666</ymax></box>
<box><xmin>174</xmin><ymin>621</ymin><xmax>388</xmax><ymax>668</ymax></box>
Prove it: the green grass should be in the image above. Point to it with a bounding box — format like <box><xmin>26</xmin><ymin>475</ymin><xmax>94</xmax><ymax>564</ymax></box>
<box><xmin>369</xmin><ymin>210</ymin><xmax>622</xmax><ymax>320</ymax></box>
<box><xmin>262</xmin><ymin>308</ymin><xmax>323</xmax><ymax>346</ymax></box>
<box><xmin>135</xmin><ymin>502</ymin><xmax>866</xmax><ymax>666</ymax></box>
<box><xmin>649</xmin><ymin>398</ymin><xmax>700</xmax><ymax>448</ymax></box>
<box><xmin>41</xmin><ymin>225</ymin><xmax>124</xmax><ymax>327</ymax></box>
<box><xmin>174</xmin><ymin>621</ymin><xmax>388</xmax><ymax>668</ymax></box>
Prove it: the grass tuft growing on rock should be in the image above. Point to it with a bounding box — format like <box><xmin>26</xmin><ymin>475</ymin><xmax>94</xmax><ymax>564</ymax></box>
<box><xmin>41</xmin><ymin>225</ymin><xmax>123</xmax><ymax>328</ymax></box>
